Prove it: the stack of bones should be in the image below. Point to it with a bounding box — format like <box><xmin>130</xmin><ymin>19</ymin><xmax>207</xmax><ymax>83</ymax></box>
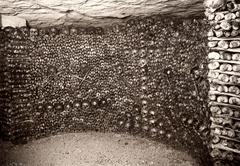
<box><xmin>0</xmin><ymin>10</ymin><xmax>234</xmax><ymax>165</ymax></box>
<box><xmin>206</xmin><ymin>0</ymin><xmax>240</xmax><ymax>165</ymax></box>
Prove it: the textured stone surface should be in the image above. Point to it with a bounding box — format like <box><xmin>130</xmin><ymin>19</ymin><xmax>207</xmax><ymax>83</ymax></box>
<box><xmin>0</xmin><ymin>0</ymin><xmax>204</xmax><ymax>27</ymax></box>
<box><xmin>0</xmin><ymin>132</ymin><xmax>199</xmax><ymax>166</ymax></box>
<box><xmin>0</xmin><ymin>15</ymin><xmax>27</xmax><ymax>27</ymax></box>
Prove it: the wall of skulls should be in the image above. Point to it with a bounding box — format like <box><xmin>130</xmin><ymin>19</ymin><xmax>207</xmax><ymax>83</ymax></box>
<box><xmin>0</xmin><ymin>15</ymin><xmax>213</xmax><ymax>165</ymax></box>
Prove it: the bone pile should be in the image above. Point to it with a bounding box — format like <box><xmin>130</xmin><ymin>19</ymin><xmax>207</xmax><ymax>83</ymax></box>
<box><xmin>205</xmin><ymin>0</ymin><xmax>240</xmax><ymax>165</ymax></box>
<box><xmin>0</xmin><ymin>14</ymin><xmax>212</xmax><ymax>165</ymax></box>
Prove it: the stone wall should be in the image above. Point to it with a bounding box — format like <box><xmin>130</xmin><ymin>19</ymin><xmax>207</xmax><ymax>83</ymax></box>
<box><xmin>0</xmin><ymin>0</ymin><xmax>204</xmax><ymax>27</ymax></box>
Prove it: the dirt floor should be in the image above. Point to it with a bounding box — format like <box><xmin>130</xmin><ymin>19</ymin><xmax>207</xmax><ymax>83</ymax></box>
<box><xmin>0</xmin><ymin>132</ymin><xmax>199</xmax><ymax>166</ymax></box>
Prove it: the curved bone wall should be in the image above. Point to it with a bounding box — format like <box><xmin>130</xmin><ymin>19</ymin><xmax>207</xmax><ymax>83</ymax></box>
<box><xmin>0</xmin><ymin>15</ymin><xmax>213</xmax><ymax>165</ymax></box>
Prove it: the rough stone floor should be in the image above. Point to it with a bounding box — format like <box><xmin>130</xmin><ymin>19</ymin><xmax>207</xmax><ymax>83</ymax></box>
<box><xmin>0</xmin><ymin>132</ymin><xmax>198</xmax><ymax>166</ymax></box>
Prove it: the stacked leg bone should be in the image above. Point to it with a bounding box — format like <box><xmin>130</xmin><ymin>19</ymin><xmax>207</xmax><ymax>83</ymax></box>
<box><xmin>206</xmin><ymin>0</ymin><xmax>240</xmax><ymax>165</ymax></box>
<box><xmin>2</xmin><ymin>27</ymin><xmax>34</xmax><ymax>143</ymax></box>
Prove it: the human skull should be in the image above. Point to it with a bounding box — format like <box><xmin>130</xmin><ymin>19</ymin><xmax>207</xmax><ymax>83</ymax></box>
<box><xmin>60</xmin><ymin>27</ymin><xmax>70</xmax><ymax>35</ymax></box>
<box><xmin>3</xmin><ymin>26</ymin><xmax>15</xmax><ymax>39</ymax></box>
<box><xmin>29</xmin><ymin>28</ymin><xmax>38</xmax><ymax>41</ymax></box>
<box><xmin>78</xmin><ymin>27</ymin><xmax>86</xmax><ymax>35</ymax></box>
<box><xmin>226</xmin><ymin>0</ymin><xmax>240</xmax><ymax>11</ymax></box>
<box><xmin>38</xmin><ymin>28</ymin><xmax>49</xmax><ymax>37</ymax></box>
<box><xmin>70</xmin><ymin>27</ymin><xmax>78</xmax><ymax>35</ymax></box>
<box><xmin>145</xmin><ymin>16</ymin><xmax>154</xmax><ymax>25</ymax></box>
<box><xmin>49</xmin><ymin>27</ymin><xmax>58</xmax><ymax>37</ymax></box>
<box><xmin>19</xmin><ymin>27</ymin><xmax>30</xmax><ymax>38</ymax></box>
<box><xmin>30</xmin><ymin>28</ymin><xmax>38</xmax><ymax>37</ymax></box>
<box><xmin>87</xmin><ymin>26</ymin><xmax>96</xmax><ymax>35</ymax></box>
<box><xmin>126</xmin><ymin>19</ymin><xmax>136</xmax><ymax>28</ymax></box>
<box><xmin>112</xmin><ymin>23</ymin><xmax>121</xmax><ymax>33</ymax></box>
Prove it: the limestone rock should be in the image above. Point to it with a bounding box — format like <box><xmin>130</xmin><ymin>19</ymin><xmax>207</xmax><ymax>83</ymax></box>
<box><xmin>0</xmin><ymin>0</ymin><xmax>204</xmax><ymax>27</ymax></box>
<box><xmin>0</xmin><ymin>15</ymin><xmax>27</xmax><ymax>28</ymax></box>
